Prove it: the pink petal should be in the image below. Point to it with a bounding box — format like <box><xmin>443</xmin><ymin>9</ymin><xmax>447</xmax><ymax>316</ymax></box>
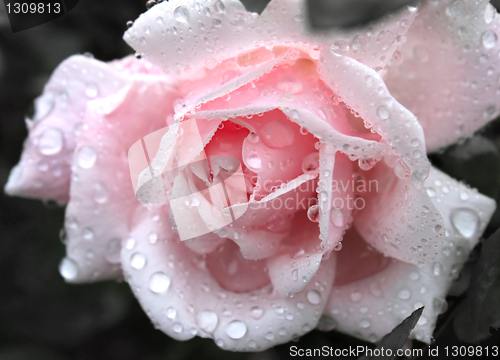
<box><xmin>324</xmin><ymin>166</ymin><xmax>495</xmax><ymax>343</ymax></box>
<box><xmin>319</xmin><ymin>49</ymin><xmax>429</xmax><ymax>185</ymax></box>
<box><xmin>4</xmin><ymin>55</ymin><xmax>132</xmax><ymax>203</ymax></box>
<box><xmin>354</xmin><ymin>161</ymin><xmax>445</xmax><ymax>266</ymax></box>
<box><xmin>386</xmin><ymin>0</ymin><xmax>500</xmax><ymax>152</ymax></box>
<box><xmin>121</xmin><ymin>204</ymin><xmax>336</xmax><ymax>351</ymax></box>
<box><xmin>61</xmin><ymin>79</ymin><xmax>177</xmax><ymax>282</ymax></box>
<box><xmin>124</xmin><ymin>0</ymin><xmax>417</xmax><ymax>79</ymax></box>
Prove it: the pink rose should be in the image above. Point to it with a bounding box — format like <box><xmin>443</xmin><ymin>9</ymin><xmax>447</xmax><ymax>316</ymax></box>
<box><xmin>5</xmin><ymin>0</ymin><xmax>499</xmax><ymax>351</ymax></box>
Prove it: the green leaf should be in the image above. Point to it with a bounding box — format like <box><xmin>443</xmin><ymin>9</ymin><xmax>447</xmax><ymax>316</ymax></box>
<box><xmin>359</xmin><ymin>307</ymin><xmax>423</xmax><ymax>360</ymax></box>
<box><xmin>453</xmin><ymin>229</ymin><xmax>500</xmax><ymax>343</ymax></box>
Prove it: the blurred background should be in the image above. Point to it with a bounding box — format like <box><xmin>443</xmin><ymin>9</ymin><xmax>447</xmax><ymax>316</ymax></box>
<box><xmin>0</xmin><ymin>0</ymin><xmax>499</xmax><ymax>359</ymax></box>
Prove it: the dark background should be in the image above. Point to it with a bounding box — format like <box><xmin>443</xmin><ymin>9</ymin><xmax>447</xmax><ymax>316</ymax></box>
<box><xmin>0</xmin><ymin>1</ymin><xmax>499</xmax><ymax>359</ymax></box>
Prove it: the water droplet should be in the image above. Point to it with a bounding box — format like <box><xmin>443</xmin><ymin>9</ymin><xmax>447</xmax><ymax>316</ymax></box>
<box><xmin>317</xmin><ymin>315</ymin><xmax>337</xmax><ymax>331</ymax></box>
<box><xmin>93</xmin><ymin>183</ymin><xmax>109</xmax><ymax>203</ymax></box>
<box><xmin>306</xmin><ymin>290</ymin><xmax>321</xmax><ymax>305</ymax></box>
<box><xmin>376</xmin><ymin>106</ymin><xmax>389</xmax><ymax>120</ymax></box>
<box><xmin>106</xmin><ymin>238</ymin><xmax>121</xmax><ymax>264</ymax></box>
<box><xmin>451</xmin><ymin>208</ymin><xmax>479</xmax><ymax>238</ymax></box>
<box><xmin>359</xmin><ymin>319</ymin><xmax>371</xmax><ymax>329</ymax></box>
<box><xmin>276</xmin><ymin>76</ymin><xmax>303</xmax><ymax>94</ymax></box>
<box><xmin>59</xmin><ymin>257</ymin><xmax>78</xmax><ymax>280</ymax></box>
<box><xmin>330</xmin><ymin>208</ymin><xmax>347</xmax><ymax>227</ymax></box>
<box><xmin>432</xmin><ymin>262</ymin><xmax>442</xmax><ymax>276</ymax></box>
<box><xmin>307</xmin><ymin>205</ymin><xmax>320</xmax><ymax>223</ymax></box>
<box><xmin>260</xmin><ymin>120</ymin><xmax>295</xmax><ymax>149</ymax></box>
<box><xmin>174</xmin><ymin>6</ymin><xmax>189</xmax><ymax>23</ymax></box>
<box><xmin>130</xmin><ymin>252</ymin><xmax>146</xmax><ymax>269</ymax></box>
<box><xmin>82</xmin><ymin>227</ymin><xmax>94</xmax><ymax>241</ymax></box>
<box><xmin>214</xmin><ymin>0</ymin><xmax>225</xmax><ymax>13</ymax></box>
<box><xmin>38</xmin><ymin>128</ymin><xmax>63</xmax><ymax>155</ymax></box>
<box><xmin>77</xmin><ymin>146</ymin><xmax>97</xmax><ymax>169</ymax></box>
<box><xmin>302</xmin><ymin>153</ymin><xmax>320</xmax><ymax>175</ymax></box>
<box><xmin>172</xmin><ymin>323</ymin><xmax>183</xmax><ymax>333</ymax></box>
<box><xmin>485</xmin><ymin>3</ymin><xmax>496</xmax><ymax>24</ymax></box>
<box><xmin>149</xmin><ymin>272</ymin><xmax>171</xmax><ymax>293</ymax></box>
<box><xmin>251</xmin><ymin>306</ymin><xmax>264</xmax><ymax>319</ymax></box>
<box><xmin>398</xmin><ymin>288</ymin><xmax>412</xmax><ymax>300</ymax></box>
<box><xmin>85</xmin><ymin>83</ymin><xmax>99</xmax><ymax>98</ymax></box>
<box><xmin>334</xmin><ymin>242</ymin><xmax>343</xmax><ymax>251</ymax></box>
<box><xmin>394</xmin><ymin>159</ymin><xmax>410</xmax><ymax>179</ymax></box>
<box><xmin>447</xmin><ymin>0</ymin><xmax>465</xmax><ymax>17</ymax></box>
<box><xmin>125</xmin><ymin>237</ymin><xmax>136</xmax><ymax>250</ymax></box>
<box><xmin>246</xmin><ymin>154</ymin><xmax>262</xmax><ymax>170</ymax></box>
<box><xmin>247</xmin><ymin>133</ymin><xmax>259</xmax><ymax>144</ymax></box>
<box><xmin>266</xmin><ymin>214</ymin><xmax>285</xmax><ymax>232</ymax></box>
<box><xmin>265</xmin><ymin>332</ymin><xmax>275</xmax><ymax>341</ymax></box>
<box><xmin>196</xmin><ymin>310</ymin><xmax>218</xmax><ymax>333</ymax></box>
<box><xmin>350</xmin><ymin>291</ymin><xmax>363</xmax><ymax>303</ymax></box>
<box><xmin>226</xmin><ymin>320</ymin><xmax>247</xmax><ymax>339</ymax></box>
<box><xmin>165</xmin><ymin>307</ymin><xmax>177</xmax><ymax>319</ymax></box>
<box><xmin>482</xmin><ymin>30</ymin><xmax>498</xmax><ymax>49</ymax></box>
<box><xmin>409</xmin><ymin>271</ymin><xmax>420</xmax><ymax>280</ymax></box>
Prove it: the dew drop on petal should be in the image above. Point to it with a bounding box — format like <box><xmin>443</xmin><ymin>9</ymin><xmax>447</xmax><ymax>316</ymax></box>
<box><xmin>106</xmin><ymin>238</ymin><xmax>122</xmax><ymax>264</ymax></box>
<box><xmin>174</xmin><ymin>6</ymin><xmax>189</xmax><ymax>23</ymax></box>
<box><xmin>330</xmin><ymin>207</ymin><xmax>347</xmax><ymax>227</ymax></box>
<box><xmin>317</xmin><ymin>315</ymin><xmax>337</xmax><ymax>331</ymax></box>
<box><xmin>398</xmin><ymin>288</ymin><xmax>412</xmax><ymax>300</ymax></box>
<box><xmin>394</xmin><ymin>159</ymin><xmax>410</xmax><ymax>179</ymax></box>
<box><xmin>359</xmin><ymin>319</ymin><xmax>371</xmax><ymax>329</ymax></box>
<box><xmin>78</xmin><ymin>146</ymin><xmax>97</xmax><ymax>169</ymax></box>
<box><xmin>82</xmin><ymin>227</ymin><xmax>94</xmax><ymax>241</ymax></box>
<box><xmin>214</xmin><ymin>0</ymin><xmax>225</xmax><ymax>13</ymax></box>
<box><xmin>451</xmin><ymin>208</ymin><xmax>479</xmax><ymax>238</ymax></box>
<box><xmin>251</xmin><ymin>306</ymin><xmax>264</xmax><ymax>319</ymax></box>
<box><xmin>130</xmin><ymin>252</ymin><xmax>146</xmax><ymax>269</ymax></box>
<box><xmin>482</xmin><ymin>30</ymin><xmax>498</xmax><ymax>49</ymax></box>
<box><xmin>260</xmin><ymin>120</ymin><xmax>295</xmax><ymax>148</ymax></box>
<box><xmin>59</xmin><ymin>257</ymin><xmax>78</xmax><ymax>280</ymax></box>
<box><xmin>196</xmin><ymin>310</ymin><xmax>218</xmax><ymax>333</ymax></box>
<box><xmin>376</xmin><ymin>106</ymin><xmax>389</xmax><ymax>120</ymax></box>
<box><xmin>306</xmin><ymin>290</ymin><xmax>321</xmax><ymax>305</ymax></box>
<box><xmin>226</xmin><ymin>320</ymin><xmax>247</xmax><ymax>339</ymax></box>
<box><xmin>149</xmin><ymin>272</ymin><xmax>171</xmax><ymax>293</ymax></box>
<box><xmin>38</xmin><ymin>128</ymin><xmax>63</xmax><ymax>155</ymax></box>
<box><xmin>302</xmin><ymin>153</ymin><xmax>320</xmax><ymax>175</ymax></box>
<box><xmin>165</xmin><ymin>307</ymin><xmax>177</xmax><ymax>319</ymax></box>
<box><xmin>246</xmin><ymin>154</ymin><xmax>262</xmax><ymax>170</ymax></box>
<box><xmin>85</xmin><ymin>83</ymin><xmax>99</xmax><ymax>98</ymax></box>
<box><xmin>93</xmin><ymin>182</ymin><xmax>109</xmax><ymax>203</ymax></box>
<box><xmin>307</xmin><ymin>205</ymin><xmax>320</xmax><ymax>223</ymax></box>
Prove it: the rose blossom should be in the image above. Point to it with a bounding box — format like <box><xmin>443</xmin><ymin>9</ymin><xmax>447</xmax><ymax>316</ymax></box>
<box><xmin>4</xmin><ymin>0</ymin><xmax>500</xmax><ymax>351</ymax></box>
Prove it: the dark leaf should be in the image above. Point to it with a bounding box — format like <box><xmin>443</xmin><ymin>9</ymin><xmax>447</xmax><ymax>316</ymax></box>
<box><xmin>429</xmin><ymin>135</ymin><xmax>500</xmax><ymax>199</ymax></box>
<box><xmin>306</xmin><ymin>0</ymin><xmax>419</xmax><ymax>30</ymax></box>
<box><xmin>453</xmin><ymin>229</ymin><xmax>500</xmax><ymax>343</ymax></box>
<box><xmin>359</xmin><ymin>307</ymin><xmax>423</xmax><ymax>360</ymax></box>
<box><xmin>240</xmin><ymin>0</ymin><xmax>271</xmax><ymax>14</ymax></box>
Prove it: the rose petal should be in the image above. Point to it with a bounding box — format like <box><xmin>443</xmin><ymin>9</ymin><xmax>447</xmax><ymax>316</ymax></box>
<box><xmin>318</xmin><ymin>49</ymin><xmax>429</xmax><ymax>185</ymax></box>
<box><xmin>386</xmin><ymin>0</ymin><xmax>500</xmax><ymax>152</ymax></box>
<box><xmin>121</xmin><ymin>204</ymin><xmax>335</xmax><ymax>351</ymax></box>
<box><xmin>62</xmin><ymin>79</ymin><xmax>177</xmax><ymax>282</ymax></box>
<box><xmin>4</xmin><ymin>55</ymin><xmax>132</xmax><ymax>203</ymax></box>
<box><xmin>324</xmin><ymin>166</ymin><xmax>495</xmax><ymax>343</ymax></box>
<box><xmin>354</xmin><ymin>161</ymin><xmax>445</xmax><ymax>266</ymax></box>
<box><xmin>125</xmin><ymin>0</ymin><xmax>416</xmax><ymax>79</ymax></box>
